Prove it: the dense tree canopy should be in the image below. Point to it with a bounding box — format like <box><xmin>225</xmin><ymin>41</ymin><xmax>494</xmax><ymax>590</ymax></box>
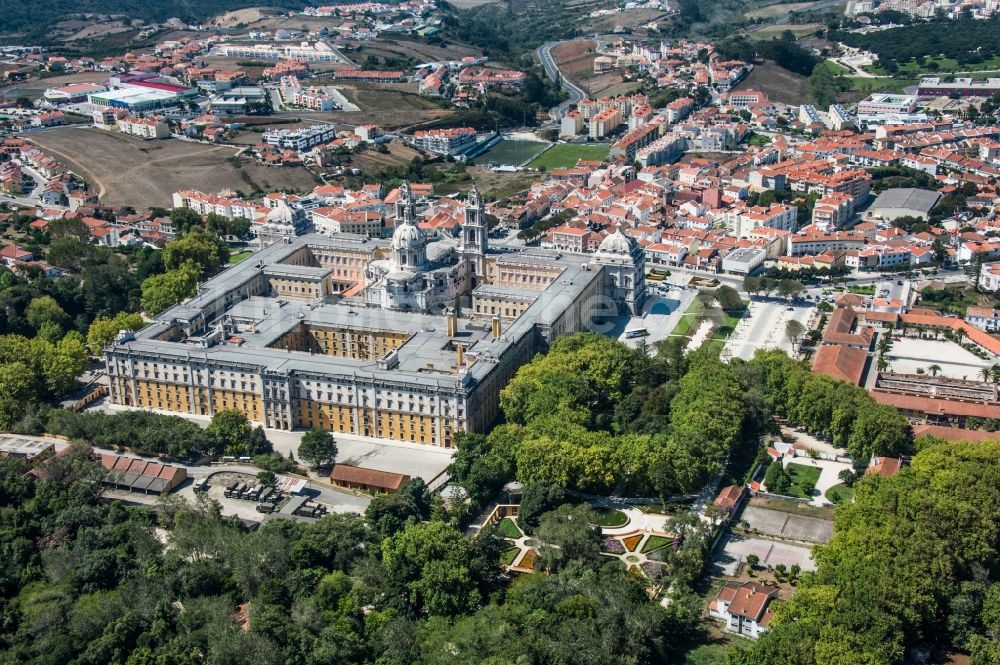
<box><xmin>0</xmin><ymin>333</ymin><xmax>88</xmax><ymax>429</ymax></box>
<box><xmin>831</xmin><ymin>16</ymin><xmax>1000</xmax><ymax>67</ymax></box>
<box><xmin>730</xmin><ymin>439</ymin><xmax>1000</xmax><ymax>665</ymax></box>
<box><xmin>490</xmin><ymin>334</ymin><xmax>747</xmax><ymax>499</ymax></box>
<box><xmin>0</xmin><ymin>448</ymin><xmax>692</xmax><ymax>664</ymax></box>
<box><xmin>745</xmin><ymin>350</ymin><xmax>913</xmax><ymax>463</ymax></box>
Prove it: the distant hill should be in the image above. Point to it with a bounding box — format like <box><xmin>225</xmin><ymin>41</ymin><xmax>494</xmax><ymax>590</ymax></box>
<box><xmin>0</xmin><ymin>0</ymin><xmax>307</xmax><ymax>42</ymax></box>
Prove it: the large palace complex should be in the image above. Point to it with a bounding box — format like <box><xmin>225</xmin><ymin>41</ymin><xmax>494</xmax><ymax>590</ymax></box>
<box><xmin>104</xmin><ymin>184</ymin><xmax>646</xmax><ymax>447</ymax></box>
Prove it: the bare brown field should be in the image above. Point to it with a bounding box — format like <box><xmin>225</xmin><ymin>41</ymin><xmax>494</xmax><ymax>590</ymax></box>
<box><xmin>29</xmin><ymin>127</ymin><xmax>318</xmax><ymax>208</ymax></box>
<box><xmin>743</xmin><ymin>1</ymin><xmax>822</xmax><ymax>19</ymax></box>
<box><xmin>212</xmin><ymin>8</ymin><xmax>268</xmax><ymax>27</ymax></box>
<box><xmin>338</xmin><ymin>108</ymin><xmax>454</xmax><ymax>130</ymax></box>
<box><xmin>552</xmin><ymin>40</ymin><xmax>598</xmax><ymax>76</ymax></box>
<box><xmin>583</xmin><ymin>8</ymin><xmax>667</xmax><ymax>31</ymax></box>
<box><xmin>1</xmin><ymin>71</ymin><xmax>109</xmax><ymax>100</ymax></box>
<box><xmin>346</xmin><ymin>38</ymin><xmax>480</xmax><ymax>65</ymax></box>
<box><xmin>350</xmin><ymin>141</ymin><xmax>422</xmax><ymax>172</ymax></box>
<box><xmin>732</xmin><ymin>61</ymin><xmax>809</xmax><ymax>104</ymax></box>
<box><xmin>468</xmin><ymin>167</ymin><xmax>542</xmax><ymax>201</ymax></box>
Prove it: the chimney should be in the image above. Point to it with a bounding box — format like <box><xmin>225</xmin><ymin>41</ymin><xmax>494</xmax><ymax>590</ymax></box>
<box><xmin>491</xmin><ymin>315</ymin><xmax>501</xmax><ymax>339</ymax></box>
<box><xmin>456</xmin><ymin>344</ymin><xmax>465</xmax><ymax>367</ymax></box>
<box><xmin>446</xmin><ymin>310</ymin><xmax>457</xmax><ymax>337</ymax></box>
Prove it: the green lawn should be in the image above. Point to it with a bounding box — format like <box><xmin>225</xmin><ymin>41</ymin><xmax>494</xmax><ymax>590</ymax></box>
<box><xmin>670</xmin><ymin>298</ymin><xmax>707</xmax><ymax>338</ymax></box>
<box><xmin>684</xmin><ymin>635</ymin><xmax>739</xmax><ymax>665</ymax></box>
<box><xmin>786</xmin><ymin>463</ymin><xmax>823</xmax><ymax>499</ymax></box>
<box><xmin>826</xmin><ymin>483</ymin><xmax>854</xmax><ymax>505</ymax></box>
<box><xmin>500</xmin><ymin>547</ymin><xmax>520</xmax><ymax>566</ymax></box>
<box><xmin>845</xmin><ymin>76</ymin><xmax>918</xmax><ymax>95</ymax></box>
<box><xmin>590</xmin><ymin>508</ymin><xmax>629</xmax><ymax>528</ymax></box>
<box><xmin>528</xmin><ymin>143</ymin><xmax>610</xmax><ymax>170</ymax></box>
<box><xmin>497</xmin><ymin>516</ymin><xmax>523</xmax><ymax>539</ymax></box>
<box><xmin>471</xmin><ymin>139</ymin><xmax>550</xmax><ymax>167</ymax></box>
<box><xmin>229</xmin><ymin>250</ymin><xmax>253</xmax><ymax>265</ymax></box>
<box><xmin>641</xmin><ymin>535</ymin><xmax>672</xmax><ymax>553</ymax></box>
<box><xmin>822</xmin><ymin>59</ymin><xmax>851</xmax><ymax>75</ymax></box>
<box><xmin>713</xmin><ymin>307</ymin><xmax>747</xmax><ymax>341</ymax></box>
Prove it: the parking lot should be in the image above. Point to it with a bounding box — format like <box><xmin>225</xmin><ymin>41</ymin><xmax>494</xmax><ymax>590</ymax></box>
<box><xmin>722</xmin><ymin>299</ymin><xmax>814</xmax><ymax>361</ymax></box>
<box><xmin>741</xmin><ymin>505</ymin><xmax>833</xmax><ymax>544</ymax></box>
<box><xmin>884</xmin><ymin>337</ymin><xmax>990</xmax><ymax>380</ymax></box>
<box><xmin>712</xmin><ymin>533</ymin><xmax>817</xmax><ymax>576</ymax></box>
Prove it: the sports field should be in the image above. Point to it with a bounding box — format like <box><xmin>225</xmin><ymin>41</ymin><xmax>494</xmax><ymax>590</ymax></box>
<box><xmin>472</xmin><ymin>139</ymin><xmax>551</xmax><ymax>166</ymax></box>
<box><xmin>528</xmin><ymin>144</ymin><xmax>610</xmax><ymax>169</ymax></box>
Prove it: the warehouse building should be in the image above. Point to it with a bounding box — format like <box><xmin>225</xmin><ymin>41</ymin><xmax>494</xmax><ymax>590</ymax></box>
<box><xmin>88</xmin><ymin>82</ymin><xmax>198</xmax><ymax>112</ymax></box>
<box><xmin>865</xmin><ymin>187</ymin><xmax>941</xmax><ymax>222</ymax></box>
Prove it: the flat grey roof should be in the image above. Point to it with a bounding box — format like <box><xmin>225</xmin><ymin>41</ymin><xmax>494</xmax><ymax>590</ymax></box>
<box><xmin>869</xmin><ymin>188</ymin><xmax>941</xmax><ymax>215</ymax></box>
<box><xmin>724</xmin><ymin>247</ymin><xmax>765</xmax><ymax>262</ymax></box>
<box><xmin>113</xmin><ymin>233</ymin><xmax>604</xmax><ymax>393</ymax></box>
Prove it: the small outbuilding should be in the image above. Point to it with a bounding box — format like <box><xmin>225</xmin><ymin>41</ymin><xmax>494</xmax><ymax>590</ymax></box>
<box><xmin>330</xmin><ymin>464</ymin><xmax>409</xmax><ymax>494</ymax></box>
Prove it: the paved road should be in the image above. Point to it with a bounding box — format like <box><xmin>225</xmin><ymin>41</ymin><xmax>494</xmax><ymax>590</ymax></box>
<box><xmin>537</xmin><ymin>40</ymin><xmax>588</xmax><ymax>121</ymax></box>
<box><xmin>0</xmin><ymin>432</ymin><xmax>372</xmax><ymax>515</ymax></box>
<box><xmin>91</xmin><ymin>401</ymin><xmax>455</xmax><ymax>486</ymax></box>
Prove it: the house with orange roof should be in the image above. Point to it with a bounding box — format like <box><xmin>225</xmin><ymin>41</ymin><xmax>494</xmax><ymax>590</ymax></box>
<box><xmin>868</xmin><ymin>456</ymin><xmax>904</xmax><ymax>478</ymax></box>
<box><xmin>710</xmin><ymin>582</ymin><xmax>779</xmax><ymax>638</ymax></box>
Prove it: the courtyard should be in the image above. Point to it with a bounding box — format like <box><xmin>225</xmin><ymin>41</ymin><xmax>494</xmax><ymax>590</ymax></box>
<box><xmin>882</xmin><ymin>337</ymin><xmax>991</xmax><ymax>381</ymax></box>
<box><xmin>722</xmin><ymin>299</ymin><xmax>814</xmax><ymax>361</ymax></box>
<box><xmin>712</xmin><ymin>533</ymin><xmax>817</xmax><ymax>576</ymax></box>
<box><xmin>781</xmin><ymin>456</ymin><xmax>853</xmax><ymax>508</ymax></box>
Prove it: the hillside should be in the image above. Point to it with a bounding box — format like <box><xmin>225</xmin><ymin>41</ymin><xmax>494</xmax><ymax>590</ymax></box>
<box><xmin>0</xmin><ymin>0</ymin><xmax>307</xmax><ymax>41</ymax></box>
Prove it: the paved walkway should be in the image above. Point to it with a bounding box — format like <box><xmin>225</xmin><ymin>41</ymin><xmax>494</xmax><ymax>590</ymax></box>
<box><xmin>780</xmin><ymin>427</ymin><xmax>847</xmax><ymax>457</ymax></box>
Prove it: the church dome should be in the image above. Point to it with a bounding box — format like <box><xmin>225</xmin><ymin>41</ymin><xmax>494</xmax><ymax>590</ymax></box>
<box><xmin>266</xmin><ymin>204</ymin><xmax>294</xmax><ymax>224</ymax></box>
<box><xmin>392</xmin><ymin>220</ymin><xmax>426</xmax><ymax>250</ymax></box>
<box><xmin>597</xmin><ymin>223</ymin><xmax>635</xmax><ymax>255</ymax></box>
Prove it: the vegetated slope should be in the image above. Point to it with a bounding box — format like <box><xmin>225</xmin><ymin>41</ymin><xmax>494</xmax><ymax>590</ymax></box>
<box><xmin>0</xmin><ymin>0</ymin><xmax>307</xmax><ymax>41</ymax></box>
<box><xmin>831</xmin><ymin>16</ymin><xmax>1000</xmax><ymax>65</ymax></box>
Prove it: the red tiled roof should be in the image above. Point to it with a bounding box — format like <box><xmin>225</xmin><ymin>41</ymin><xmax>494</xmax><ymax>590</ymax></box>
<box><xmin>330</xmin><ymin>464</ymin><xmax>409</xmax><ymax>491</ymax></box>
<box><xmin>872</xmin><ymin>390</ymin><xmax>1000</xmax><ymax>419</ymax></box>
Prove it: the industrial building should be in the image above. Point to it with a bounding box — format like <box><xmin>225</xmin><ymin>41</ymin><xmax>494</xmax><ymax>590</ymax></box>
<box><xmin>865</xmin><ymin>187</ymin><xmax>941</xmax><ymax>221</ymax></box>
<box><xmin>88</xmin><ymin>81</ymin><xmax>198</xmax><ymax>112</ymax></box>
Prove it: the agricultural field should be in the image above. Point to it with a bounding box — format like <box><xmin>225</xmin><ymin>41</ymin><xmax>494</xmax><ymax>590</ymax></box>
<box><xmin>211</xmin><ymin>7</ymin><xmax>268</xmax><ymax>27</ymax></box>
<box><xmin>750</xmin><ymin>23</ymin><xmax>824</xmax><ymax>39</ymax></box>
<box><xmin>527</xmin><ymin>143</ymin><xmax>610</xmax><ymax>169</ymax></box>
<box><xmin>467</xmin><ymin>166</ymin><xmax>542</xmax><ymax>201</ymax></box>
<box><xmin>732</xmin><ymin>61</ymin><xmax>809</xmax><ymax>104</ymax></box>
<box><xmin>552</xmin><ymin>40</ymin><xmax>598</xmax><ymax>76</ymax></box>
<box><xmin>28</xmin><ymin>127</ymin><xmax>318</xmax><ymax>208</ymax></box>
<box><xmin>583</xmin><ymin>8</ymin><xmax>667</xmax><ymax>31</ymax></box>
<box><xmin>346</xmin><ymin>37</ymin><xmax>482</xmax><ymax>65</ymax></box>
<box><xmin>350</xmin><ymin>141</ymin><xmax>423</xmax><ymax>173</ymax></box>
<box><xmin>342</xmin><ymin>84</ymin><xmax>442</xmax><ymax>111</ymax></box>
<box><xmin>0</xmin><ymin>71</ymin><xmax>109</xmax><ymax>101</ymax></box>
<box><xmin>743</xmin><ymin>1</ymin><xmax>823</xmax><ymax>19</ymax></box>
<box><xmin>472</xmin><ymin>139</ymin><xmax>551</xmax><ymax>166</ymax></box>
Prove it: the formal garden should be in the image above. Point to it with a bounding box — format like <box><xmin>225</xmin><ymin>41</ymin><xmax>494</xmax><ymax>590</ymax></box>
<box><xmin>490</xmin><ymin>504</ymin><xmax>681</xmax><ymax>578</ymax></box>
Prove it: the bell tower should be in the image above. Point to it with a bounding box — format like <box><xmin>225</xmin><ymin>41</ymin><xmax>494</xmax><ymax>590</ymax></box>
<box><xmin>395</xmin><ymin>181</ymin><xmax>417</xmax><ymax>224</ymax></box>
<box><xmin>461</xmin><ymin>185</ymin><xmax>488</xmax><ymax>286</ymax></box>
